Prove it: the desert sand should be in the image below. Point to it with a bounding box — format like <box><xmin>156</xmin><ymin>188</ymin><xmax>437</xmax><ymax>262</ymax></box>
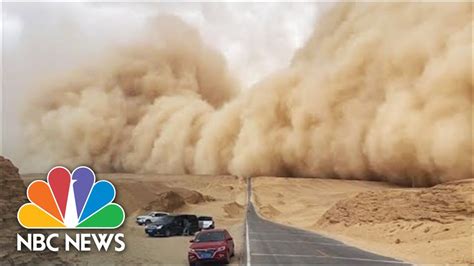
<box><xmin>252</xmin><ymin>176</ymin><xmax>473</xmax><ymax>264</ymax></box>
<box><xmin>4</xmin><ymin>156</ymin><xmax>472</xmax><ymax>265</ymax></box>
<box><xmin>20</xmin><ymin>174</ymin><xmax>247</xmax><ymax>265</ymax></box>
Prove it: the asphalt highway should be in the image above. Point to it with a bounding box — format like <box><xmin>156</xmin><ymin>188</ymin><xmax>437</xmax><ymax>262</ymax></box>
<box><xmin>244</xmin><ymin>178</ymin><xmax>411</xmax><ymax>265</ymax></box>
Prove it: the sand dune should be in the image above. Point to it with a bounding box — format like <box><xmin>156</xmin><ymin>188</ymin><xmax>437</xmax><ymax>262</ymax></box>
<box><xmin>252</xmin><ymin>177</ymin><xmax>396</xmax><ymax>228</ymax></box>
<box><xmin>252</xmin><ymin>177</ymin><xmax>473</xmax><ymax>264</ymax></box>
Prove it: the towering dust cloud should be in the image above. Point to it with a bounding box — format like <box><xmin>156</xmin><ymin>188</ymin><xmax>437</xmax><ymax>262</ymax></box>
<box><xmin>25</xmin><ymin>3</ymin><xmax>472</xmax><ymax>186</ymax></box>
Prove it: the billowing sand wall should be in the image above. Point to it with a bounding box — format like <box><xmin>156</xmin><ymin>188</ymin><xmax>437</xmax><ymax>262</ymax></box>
<box><xmin>25</xmin><ymin>3</ymin><xmax>472</xmax><ymax>186</ymax></box>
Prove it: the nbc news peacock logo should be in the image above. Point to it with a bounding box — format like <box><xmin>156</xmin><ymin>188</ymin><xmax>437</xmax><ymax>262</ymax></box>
<box><xmin>16</xmin><ymin>166</ymin><xmax>126</xmax><ymax>252</ymax></box>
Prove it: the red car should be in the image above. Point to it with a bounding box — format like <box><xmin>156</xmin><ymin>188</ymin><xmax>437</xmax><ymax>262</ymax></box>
<box><xmin>188</xmin><ymin>229</ymin><xmax>235</xmax><ymax>265</ymax></box>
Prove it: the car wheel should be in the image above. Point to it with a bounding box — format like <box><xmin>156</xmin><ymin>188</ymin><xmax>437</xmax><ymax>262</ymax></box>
<box><xmin>145</xmin><ymin>220</ymin><xmax>151</xmax><ymax>225</ymax></box>
<box><xmin>224</xmin><ymin>251</ymin><xmax>230</xmax><ymax>264</ymax></box>
<box><xmin>165</xmin><ymin>230</ymin><xmax>171</xmax><ymax>237</ymax></box>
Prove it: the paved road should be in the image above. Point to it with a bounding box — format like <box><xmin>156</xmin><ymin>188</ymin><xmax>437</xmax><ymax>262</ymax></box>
<box><xmin>244</xmin><ymin>178</ymin><xmax>410</xmax><ymax>265</ymax></box>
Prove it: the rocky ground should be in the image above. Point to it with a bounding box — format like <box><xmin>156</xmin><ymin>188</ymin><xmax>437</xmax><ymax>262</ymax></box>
<box><xmin>0</xmin><ymin>156</ymin><xmax>66</xmax><ymax>265</ymax></box>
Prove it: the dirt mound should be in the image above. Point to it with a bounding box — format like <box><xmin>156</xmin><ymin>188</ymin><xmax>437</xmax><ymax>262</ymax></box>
<box><xmin>143</xmin><ymin>191</ymin><xmax>186</xmax><ymax>212</ymax></box>
<box><xmin>142</xmin><ymin>188</ymin><xmax>216</xmax><ymax>213</ymax></box>
<box><xmin>317</xmin><ymin>180</ymin><xmax>473</xmax><ymax>226</ymax></box>
<box><xmin>0</xmin><ymin>156</ymin><xmax>66</xmax><ymax>264</ymax></box>
<box><xmin>258</xmin><ymin>205</ymin><xmax>281</xmax><ymax>219</ymax></box>
<box><xmin>316</xmin><ymin>180</ymin><xmax>474</xmax><ymax>264</ymax></box>
<box><xmin>171</xmin><ymin>188</ymin><xmax>216</xmax><ymax>204</ymax></box>
<box><xmin>112</xmin><ymin>179</ymin><xmax>170</xmax><ymax>214</ymax></box>
<box><xmin>223</xmin><ymin>202</ymin><xmax>244</xmax><ymax>218</ymax></box>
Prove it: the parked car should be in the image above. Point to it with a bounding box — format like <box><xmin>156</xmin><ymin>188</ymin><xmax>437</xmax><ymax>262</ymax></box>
<box><xmin>145</xmin><ymin>214</ymin><xmax>199</xmax><ymax>237</ymax></box>
<box><xmin>198</xmin><ymin>216</ymin><xmax>215</xmax><ymax>230</ymax></box>
<box><xmin>136</xmin><ymin>211</ymin><xmax>169</xmax><ymax>225</ymax></box>
<box><xmin>188</xmin><ymin>229</ymin><xmax>235</xmax><ymax>265</ymax></box>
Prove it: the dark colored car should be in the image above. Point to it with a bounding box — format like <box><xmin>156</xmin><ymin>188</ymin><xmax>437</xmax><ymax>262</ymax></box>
<box><xmin>198</xmin><ymin>216</ymin><xmax>215</xmax><ymax>230</ymax></box>
<box><xmin>188</xmin><ymin>229</ymin><xmax>235</xmax><ymax>265</ymax></box>
<box><xmin>145</xmin><ymin>214</ymin><xmax>199</xmax><ymax>237</ymax></box>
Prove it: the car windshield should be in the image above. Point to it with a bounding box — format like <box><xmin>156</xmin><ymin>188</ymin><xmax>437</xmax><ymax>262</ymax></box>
<box><xmin>198</xmin><ymin>216</ymin><xmax>212</xmax><ymax>221</ymax></box>
<box><xmin>194</xmin><ymin>231</ymin><xmax>225</xmax><ymax>242</ymax></box>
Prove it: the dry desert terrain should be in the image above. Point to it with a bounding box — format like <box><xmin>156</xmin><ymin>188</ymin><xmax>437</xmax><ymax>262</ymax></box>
<box><xmin>252</xmin><ymin>177</ymin><xmax>473</xmax><ymax>264</ymax></box>
<box><xmin>21</xmin><ymin>174</ymin><xmax>247</xmax><ymax>265</ymax></box>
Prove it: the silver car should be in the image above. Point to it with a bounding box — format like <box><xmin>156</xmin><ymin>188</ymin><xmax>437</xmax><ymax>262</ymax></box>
<box><xmin>198</xmin><ymin>216</ymin><xmax>215</xmax><ymax>230</ymax></box>
<box><xmin>136</xmin><ymin>211</ymin><xmax>169</xmax><ymax>225</ymax></box>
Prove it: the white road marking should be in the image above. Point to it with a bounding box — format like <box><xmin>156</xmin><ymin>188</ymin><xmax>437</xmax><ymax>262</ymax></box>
<box><xmin>250</xmin><ymin>239</ymin><xmax>345</xmax><ymax>246</ymax></box>
<box><xmin>246</xmin><ymin>177</ymin><xmax>251</xmax><ymax>266</ymax></box>
<box><xmin>246</xmin><ymin>219</ymin><xmax>251</xmax><ymax>266</ymax></box>
<box><xmin>315</xmin><ymin>248</ymin><xmax>329</xmax><ymax>257</ymax></box>
<box><xmin>250</xmin><ymin>232</ymin><xmax>322</xmax><ymax>237</ymax></box>
<box><xmin>251</xmin><ymin>253</ymin><xmax>408</xmax><ymax>264</ymax></box>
